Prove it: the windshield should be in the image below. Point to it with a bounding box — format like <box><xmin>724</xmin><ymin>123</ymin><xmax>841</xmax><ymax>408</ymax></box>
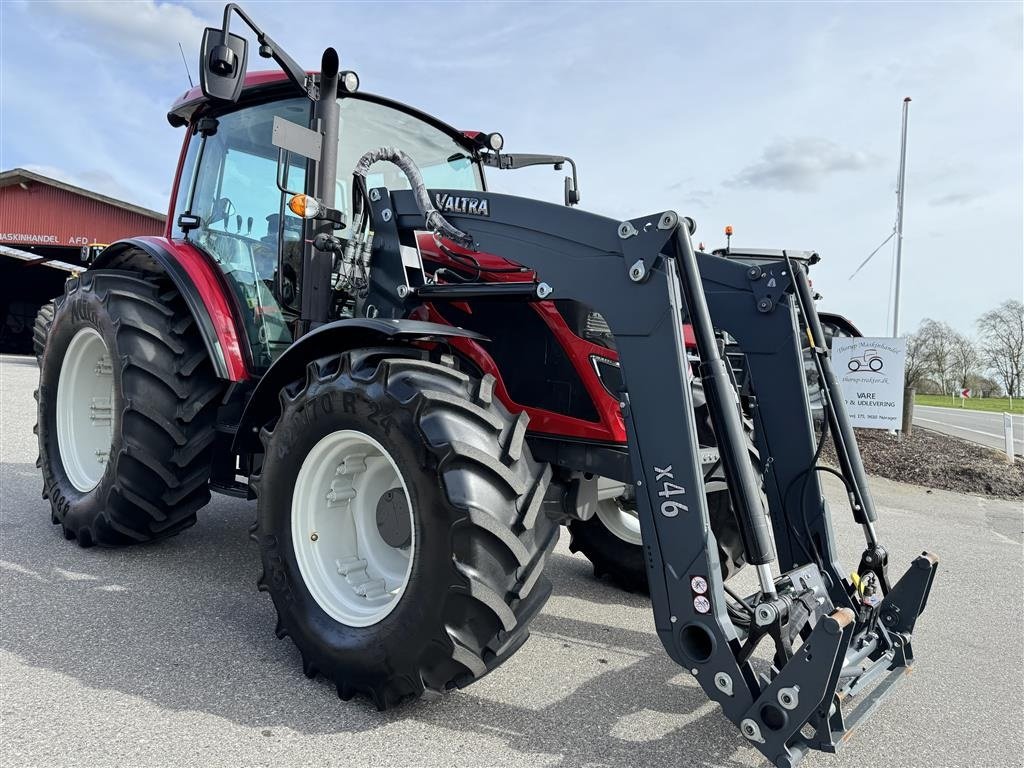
<box><xmin>336</xmin><ymin>98</ymin><xmax>483</xmax><ymax>221</ymax></box>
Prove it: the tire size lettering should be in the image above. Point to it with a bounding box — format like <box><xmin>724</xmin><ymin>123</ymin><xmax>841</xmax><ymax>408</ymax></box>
<box><xmin>69</xmin><ymin>299</ymin><xmax>98</xmax><ymax>327</ymax></box>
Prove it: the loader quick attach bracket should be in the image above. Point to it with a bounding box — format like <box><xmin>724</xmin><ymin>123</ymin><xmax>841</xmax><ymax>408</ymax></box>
<box><xmin>367</xmin><ymin>189</ymin><xmax>938</xmax><ymax>767</ymax></box>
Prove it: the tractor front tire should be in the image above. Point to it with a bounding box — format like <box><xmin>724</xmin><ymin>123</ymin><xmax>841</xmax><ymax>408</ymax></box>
<box><xmin>36</xmin><ymin>271</ymin><xmax>222</xmax><ymax>546</ymax></box>
<box><xmin>252</xmin><ymin>351</ymin><xmax>558</xmax><ymax>709</ymax></box>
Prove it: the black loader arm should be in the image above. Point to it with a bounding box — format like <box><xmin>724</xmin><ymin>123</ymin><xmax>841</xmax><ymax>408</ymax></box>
<box><xmin>365</xmin><ymin>188</ymin><xmax>937</xmax><ymax>767</ymax></box>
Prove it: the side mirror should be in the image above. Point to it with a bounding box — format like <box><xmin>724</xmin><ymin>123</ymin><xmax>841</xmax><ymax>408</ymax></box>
<box><xmin>564</xmin><ymin>175</ymin><xmax>580</xmax><ymax>207</ymax></box>
<box><xmin>199</xmin><ymin>27</ymin><xmax>248</xmax><ymax>102</ymax></box>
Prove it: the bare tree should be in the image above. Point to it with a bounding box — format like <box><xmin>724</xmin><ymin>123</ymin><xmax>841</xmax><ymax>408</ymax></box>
<box><xmin>950</xmin><ymin>331</ymin><xmax>980</xmax><ymax>390</ymax></box>
<box><xmin>915</xmin><ymin>319</ymin><xmax>958</xmax><ymax>394</ymax></box>
<box><xmin>904</xmin><ymin>327</ymin><xmax>929</xmax><ymax>388</ymax></box>
<box><xmin>976</xmin><ymin>300</ymin><xmax>1024</xmax><ymax>397</ymax></box>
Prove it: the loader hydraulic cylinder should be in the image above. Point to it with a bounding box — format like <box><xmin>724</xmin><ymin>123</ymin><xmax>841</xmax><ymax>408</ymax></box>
<box><xmin>674</xmin><ymin>230</ymin><xmax>777</xmax><ymax>581</ymax></box>
<box><xmin>788</xmin><ymin>257</ymin><xmax>879</xmax><ymax>529</ymax></box>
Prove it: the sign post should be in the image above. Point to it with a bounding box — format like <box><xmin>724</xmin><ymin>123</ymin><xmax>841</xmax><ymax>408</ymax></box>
<box><xmin>1004</xmin><ymin>413</ymin><xmax>1016</xmax><ymax>464</ymax></box>
<box><xmin>902</xmin><ymin>386</ymin><xmax>915</xmax><ymax>435</ymax></box>
<box><xmin>832</xmin><ymin>337</ymin><xmax>908</xmax><ymax>430</ymax></box>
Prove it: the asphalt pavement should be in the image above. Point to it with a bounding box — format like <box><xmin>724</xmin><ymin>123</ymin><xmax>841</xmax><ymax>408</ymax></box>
<box><xmin>913</xmin><ymin>403</ymin><xmax>1023</xmax><ymax>454</ymax></box>
<box><xmin>2</xmin><ymin>354</ymin><xmax>1022</xmax><ymax>768</ymax></box>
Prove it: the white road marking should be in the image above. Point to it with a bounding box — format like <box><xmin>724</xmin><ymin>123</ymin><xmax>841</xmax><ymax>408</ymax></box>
<box><xmin>0</xmin><ymin>560</ymin><xmax>47</xmax><ymax>581</ymax></box>
<box><xmin>913</xmin><ymin>417</ymin><xmax>1008</xmax><ymax>442</ymax></box>
<box><xmin>916</xmin><ymin>405</ymin><xmax>1023</xmax><ymax>432</ymax></box>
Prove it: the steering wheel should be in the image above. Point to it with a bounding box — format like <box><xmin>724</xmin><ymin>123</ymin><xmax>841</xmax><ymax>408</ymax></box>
<box><xmin>200</xmin><ymin>198</ymin><xmax>265</xmax><ymax>269</ymax></box>
<box><xmin>209</xmin><ymin>196</ymin><xmax>236</xmax><ymax>228</ymax></box>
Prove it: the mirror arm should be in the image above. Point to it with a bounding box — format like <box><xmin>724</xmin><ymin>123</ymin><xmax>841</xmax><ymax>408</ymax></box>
<box><xmin>258</xmin><ymin>31</ymin><xmax>316</xmax><ymax>99</ymax></box>
<box><xmin>481</xmin><ymin>152</ymin><xmax>569</xmax><ymax>170</ymax></box>
<box><xmin>564</xmin><ymin>157</ymin><xmax>579</xmax><ymax>186</ymax></box>
<box><xmin>221</xmin><ymin>3</ymin><xmax>315</xmax><ymax>100</ymax></box>
<box><xmin>480</xmin><ymin>152</ymin><xmax>581</xmax><ymax>206</ymax></box>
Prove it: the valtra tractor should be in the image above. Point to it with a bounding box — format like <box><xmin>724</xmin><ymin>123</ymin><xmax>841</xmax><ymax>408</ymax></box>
<box><xmin>34</xmin><ymin>6</ymin><xmax>937</xmax><ymax>765</ymax></box>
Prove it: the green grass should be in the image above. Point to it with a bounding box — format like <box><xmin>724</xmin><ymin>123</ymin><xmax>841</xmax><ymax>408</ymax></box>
<box><xmin>915</xmin><ymin>393</ymin><xmax>1024</xmax><ymax>415</ymax></box>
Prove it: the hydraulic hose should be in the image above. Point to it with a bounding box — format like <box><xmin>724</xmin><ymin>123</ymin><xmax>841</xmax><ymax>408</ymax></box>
<box><xmin>352</xmin><ymin>147</ymin><xmax>474</xmax><ymax>248</ymax></box>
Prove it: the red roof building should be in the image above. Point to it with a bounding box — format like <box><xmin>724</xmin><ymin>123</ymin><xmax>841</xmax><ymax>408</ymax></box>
<box><xmin>0</xmin><ymin>168</ymin><xmax>165</xmax><ymax>249</ymax></box>
<box><xmin>0</xmin><ymin>168</ymin><xmax>166</xmax><ymax>353</ymax></box>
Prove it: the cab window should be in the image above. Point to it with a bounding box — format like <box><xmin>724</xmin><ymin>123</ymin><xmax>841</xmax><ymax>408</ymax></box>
<box><xmin>336</xmin><ymin>98</ymin><xmax>483</xmax><ymax>221</ymax></box>
<box><xmin>172</xmin><ymin>98</ymin><xmax>310</xmax><ymax>370</ymax></box>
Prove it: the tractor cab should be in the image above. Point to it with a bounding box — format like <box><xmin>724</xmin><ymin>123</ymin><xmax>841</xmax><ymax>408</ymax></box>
<box><xmin>167</xmin><ymin>75</ymin><xmax>486</xmax><ymax>369</ymax></box>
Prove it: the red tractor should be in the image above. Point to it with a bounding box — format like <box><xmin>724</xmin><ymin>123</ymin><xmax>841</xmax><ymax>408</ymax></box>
<box><xmin>34</xmin><ymin>6</ymin><xmax>936</xmax><ymax>765</ymax></box>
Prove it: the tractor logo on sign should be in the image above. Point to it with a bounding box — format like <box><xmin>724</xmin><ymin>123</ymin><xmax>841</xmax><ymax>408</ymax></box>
<box><xmin>847</xmin><ymin>349</ymin><xmax>884</xmax><ymax>374</ymax></box>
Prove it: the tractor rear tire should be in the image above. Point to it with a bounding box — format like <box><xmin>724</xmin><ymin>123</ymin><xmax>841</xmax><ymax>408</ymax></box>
<box><xmin>35</xmin><ymin>271</ymin><xmax>222</xmax><ymax>546</ymax></box>
<box><xmin>33</xmin><ymin>300</ymin><xmax>55</xmax><ymax>359</ymax></box>
<box><xmin>252</xmin><ymin>350</ymin><xmax>558</xmax><ymax>709</ymax></box>
<box><xmin>568</xmin><ymin>377</ymin><xmax>756</xmax><ymax>592</ymax></box>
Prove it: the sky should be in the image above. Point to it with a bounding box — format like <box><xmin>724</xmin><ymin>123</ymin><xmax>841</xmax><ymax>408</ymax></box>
<box><xmin>1</xmin><ymin>1</ymin><xmax>1021</xmax><ymax>337</ymax></box>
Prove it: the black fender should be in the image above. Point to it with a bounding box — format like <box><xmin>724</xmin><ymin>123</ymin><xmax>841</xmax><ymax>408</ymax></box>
<box><xmin>233</xmin><ymin>318</ymin><xmax>486</xmax><ymax>453</ymax></box>
<box><xmin>817</xmin><ymin>311</ymin><xmax>862</xmax><ymax>341</ymax></box>
<box><xmin>91</xmin><ymin>238</ymin><xmax>236</xmax><ymax>380</ymax></box>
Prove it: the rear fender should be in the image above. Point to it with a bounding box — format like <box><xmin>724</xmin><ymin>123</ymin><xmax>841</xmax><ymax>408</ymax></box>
<box><xmin>818</xmin><ymin>311</ymin><xmax>862</xmax><ymax>340</ymax></box>
<box><xmin>233</xmin><ymin>318</ymin><xmax>486</xmax><ymax>453</ymax></box>
<box><xmin>92</xmin><ymin>237</ymin><xmax>249</xmax><ymax>381</ymax></box>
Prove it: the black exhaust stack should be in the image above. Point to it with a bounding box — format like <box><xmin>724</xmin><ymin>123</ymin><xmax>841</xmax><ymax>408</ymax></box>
<box><xmin>303</xmin><ymin>49</ymin><xmax>341</xmax><ymax>327</ymax></box>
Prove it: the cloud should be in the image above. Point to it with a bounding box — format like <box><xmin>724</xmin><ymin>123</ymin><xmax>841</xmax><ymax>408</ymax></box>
<box><xmin>663</xmin><ymin>178</ymin><xmax>714</xmax><ymax>208</ymax></box>
<box><xmin>677</xmin><ymin>189</ymin><xmax>715</xmax><ymax>209</ymax></box>
<box><xmin>928</xmin><ymin>191</ymin><xmax>987</xmax><ymax>207</ymax></box>
<box><xmin>22</xmin><ymin>164</ymin><xmax>157</xmax><ymax>211</ymax></box>
<box><xmin>51</xmin><ymin>0</ymin><xmax>205</xmax><ymax>62</ymax></box>
<box><xmin>725</xmin><ymin>137</ymin><xmax>877</xmax><ymax>192</ymax></box>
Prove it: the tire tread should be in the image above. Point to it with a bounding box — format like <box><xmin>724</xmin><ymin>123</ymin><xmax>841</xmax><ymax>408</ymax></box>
<box><xmin>37</xmin><ymin>270</ymin><xmax>222</xmax><ymax>546</ymax></box>
<box><xmin>254</xmin><ymin>352</ymin><xmax>558</xmax><ymax>709</ymax></box>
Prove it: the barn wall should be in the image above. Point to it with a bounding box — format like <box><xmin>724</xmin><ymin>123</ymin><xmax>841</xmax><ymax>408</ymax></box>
<box><xmin>0</xmin><ymin>183</ymin><xmax>164</xmax><ymax>247</ymax></box>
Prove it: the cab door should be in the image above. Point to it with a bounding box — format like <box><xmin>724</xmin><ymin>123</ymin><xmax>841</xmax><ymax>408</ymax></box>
<box><xmin>171</xmin><ymin>97</ymin><xmax>311</xmax><ymax>370</ymax></box>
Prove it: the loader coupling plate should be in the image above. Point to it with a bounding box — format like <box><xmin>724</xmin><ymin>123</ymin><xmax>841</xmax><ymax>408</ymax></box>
<box><xmin>727</xmin><ymin>552</ymin><xmax>939</xmax><ymax>768</ymax></box>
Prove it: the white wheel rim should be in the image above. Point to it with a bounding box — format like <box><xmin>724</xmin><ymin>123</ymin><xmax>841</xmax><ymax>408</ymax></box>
<box><xmin>56</xmin><ymin>327</ymin><xmax>115</xmax><ymax>492</ymax></box>
<box><xmin>595</xmin><ymin>476</ymin><xmax>642</xmax><ymax>546</ymax></box>
<box><xmin>291</xmin><ymin>430</ymin><xmax>414</xmax><ymax>627</ymax></box>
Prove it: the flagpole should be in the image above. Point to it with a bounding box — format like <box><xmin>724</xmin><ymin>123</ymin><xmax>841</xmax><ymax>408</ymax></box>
<box><xmin>892</xmin><ymin>97</ymin><xmax>911</xmax><ymax>337</ymax></box>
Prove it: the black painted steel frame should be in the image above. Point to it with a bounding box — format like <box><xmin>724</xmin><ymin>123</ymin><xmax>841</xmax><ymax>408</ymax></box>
<box><xmin>361</xmin><ymin>188</ymin><xmax>937</xmax><ymax>767</ymax></box>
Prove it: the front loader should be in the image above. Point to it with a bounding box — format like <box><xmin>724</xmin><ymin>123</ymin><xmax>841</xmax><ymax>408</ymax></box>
<box><xmin>33</xmin><ymin>5</ymin><xmax>937</xmax><ymax>765</ymax></box>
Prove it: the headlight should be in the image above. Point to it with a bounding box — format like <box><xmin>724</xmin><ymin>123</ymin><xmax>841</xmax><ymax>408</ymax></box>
<box><xmin>341</xmin><ymin>70</ymin><xmax>360</xmax><ymax>93</ymax></box>
<box><xmin>591</xmin><ymin>355</ymin><xmax>624</xmax><ymax>398</ymax></box>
